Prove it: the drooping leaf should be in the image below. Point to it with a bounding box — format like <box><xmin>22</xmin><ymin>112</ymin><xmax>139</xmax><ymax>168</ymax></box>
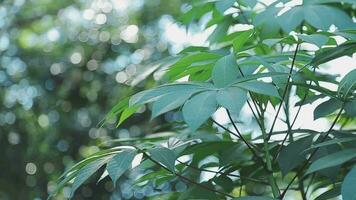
<box><xmin>233</xmin><ymin>29</ymin><xmax>254</xmax><ymax>52</ymax></box>
<box><xmin>117</xmin><ymin>105</ymin><xmax>141</xmax><ymax>127</ymax></box>
<box><xmin>236</xmin><ymin>81</ymin><xmax>280</xmax><ymax>99</ymax></box>
<box><xmin>107</xmin><ymin>150</ymin><xmax>136</xmax><ymax>185</ymax></box>
<box><xmin>71</xmin><ymin>157</ymin><xmax>111</xmax><ymax>197</ymax></box>
<box><xmin>212</xmin><ymin>54</ymin><xmax>240</xmax><ymax>88</ymax></box>
<box><xmin>338</xmin><ymin>69</ymin><xmax>356</xmax><ymax>98</ymax></box>
<box><xmin>315</xmin><ymin>184</ymin><xmax>341</xmax><ymax>200</ymax></box>
<box><xmin>148</xmin><ymin>147</ymin><xmax>176</xmax><ymax>172</ymax></box>
<box><xmin>341</xmin><ymin>167</ymin><xmax>356</xmax><ymax>200</ymax></box>
<box><xmin>306</xmin><ymin>149</ymin><xmax>356</xmax><ymax>174</ymax></box>
<box><xmin>130</xmin><ymin>83</ymin><xmax>209</xmax><ymax>106</ymax></box>
<box><xmin>310</xmin><ymin>41</ymin><xmax>356</xmax><ymax>66</ymax></box>
<box><xmin>216</xmin><ymin>87</ymin><xmax>247</xmax><ymax>114</ymax></box>
<box><xmin>313</xmin><ymin>98</ymin><xmax>343</xmax><ymax>120</ymax></box>
<box><xmin>278</xmin><ymin>136</ymin><xmax>313</xmax><ymax>176</ymax></box>
<box><xmin>297</xmin><ymin>34</ymin><xmax>329</xmax><ymax>48</ymax></box>
<box><xmin>182</xmin><ymin>91</ymin><xmax>218</xmax><ymax>130</ymax></box>
<box><xmin>151</xmin><ymin>89</ymin><xmax>202</xmax><ymax>118</ymax></box>
<box><xmin>345</xmin><ymin>100</ymin><xmax>356</xmax><ymax>117</ymax></box>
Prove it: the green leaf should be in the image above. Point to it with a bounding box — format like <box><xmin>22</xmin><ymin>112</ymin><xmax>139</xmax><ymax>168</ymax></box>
<box><xmin>278</xmin><ymin>136</ymin><xmax>313</xmax><ymax>176</ymax></box>
<box><xmin>216</xmin><ymin>87</ymin><xmax>247</xmax><ymax>114</ymax></box>
<box><xmin>71</xmin><ymin>157</ymin><xmax>111</xmax><ymax>197</ymax></box>
<box><xmin>215</xmin><ymin>0</ymin><xmax>235</xmax><ymax>13</ymax></box>
<box><xmin>308</xmin><ymin>5</ymin><xmax>355</xmax><ymax>30</ymax></box>
<box><xmin>130</xmin><ymin>83</ymin><xmax>209</xmax><ymax>106</ymax></box>
<box><xmin>342</xmin><ymin>167</ymin><xmax>356</xmax><ymax>200</ymax></box>
<box><xmin>117</xmin><ymin>105</ymin><xmax>141</xmax><ymax>127</ymax></box>
<box><xmin>233</xmin><ymin>196</ymin><xmax>275</xmax><ymax>200</ymax></box>
<box><xmin>107</xmin><ymin>150</ymin><xmax>136</xmax><ymax>185</ymax></box>
<box><xmin>306</xmin><ymin>149</ymin><xmax>356</xmax><ymax>174</ymax></box>
<box><xmin>148</xmin><ymin>147</ymin><xmax>176</xmax><ymax>172</ymax></box>
<box><xmin>236</xmin><ymin>81</ymin><xmax>280</xmax><ymax>99</ymax></box>
<box><xmin>315</xmin><ymin>184</ymin><xmax>341</xmax><ymax>200</ymax></box>
<box><xmin>313</xmin><ymin>98</ymin><xmax>343</xmax><ymax>120</ymax></box>
<box><xmin>306</xmin><ymin>137</ymin><xmax>356</xmax><ymax>150</ymax></box>
<box><xmin>183</xmin><ymin>91</ymin><xmax>218</xmax><ymax>130</ymax></box>
<box><xmin>233</xmin><ymin>29</ymin><xmax>254</xmax><ymax>52</ymax></box>
<box><xmin>297</xmin><ymin>34</ymin><xmax>329</xmax><ymax>48</ymax></box>
<box><xmin>277</xmin><ymin>6</ymin><xmax>304</xmax><ymax>33</ymax></box>
<box><xmin>345</xmin><ymin>100</ymin><xmax>356</xmax><ymax>117</ymax></box>
<box><xmin>212</xmin><ymin>54</ymin><xmax>240</xmax><ymax>88</ymax></box>
<box><xmin>310</xmin><ymin>41</ymin><xmax>356</xmax><ymax>66</ymax></box>
<box><xmin>151</xmin><ymin>89</ymin><xmax>202</xmax><ymax>118</ymax></box>
<box><xmin>338</xmin><ymin>69</ymin><xmax>356</xmax><ymax>98</ymax></box>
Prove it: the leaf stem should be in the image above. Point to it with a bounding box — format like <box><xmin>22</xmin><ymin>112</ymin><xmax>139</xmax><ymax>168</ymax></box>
<box><xmin>137</xmin><ymin>148</ymin><xmax>235</xmax><ymax>198</ymax></box>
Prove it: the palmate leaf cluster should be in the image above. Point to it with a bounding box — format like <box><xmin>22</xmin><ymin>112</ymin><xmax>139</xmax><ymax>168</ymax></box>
<box><xmin>51</xmin><ymin>0</ymin><xmax>356</xmax><ymax>199</ymax></box>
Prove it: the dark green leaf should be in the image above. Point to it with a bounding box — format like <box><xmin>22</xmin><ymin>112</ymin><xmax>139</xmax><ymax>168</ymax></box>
<box><xmin>313</xmin><ymin>98</ymin><xmax>343</xmax><ymax>120</ymax></box>
<box><xmin>342</xmin><ymin>167</ymin><xmax>356</xmax><ymax>200</ymax></box>
<box><xmin>278</xmin><ymin>136</ymin><xmax>313</xmax><ymax>176</ymax></box>
<box><xmin>71</xmin><ymin>157</ymin><xmax>110</xmax><ymax>197</ymax></box>
<box><xmin>310</xmin><ymin>41</ymin><xmax>356</xmax><ymax>66</ymax></box>
<box><xmin>315</xmin><ymin>184</ymin><xmax>341</xmax><ymax>200</ymax></box>
<box><xmin>306</xmin><ymin>149</ymin><xmax>356</xmax><ymax>174</ymax></box>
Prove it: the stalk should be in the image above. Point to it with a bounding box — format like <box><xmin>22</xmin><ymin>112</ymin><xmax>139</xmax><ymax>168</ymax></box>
<box><xmin>260</xmin><ymin>114</ymin><xmax>280</xmax><ymax>198</ymax></box>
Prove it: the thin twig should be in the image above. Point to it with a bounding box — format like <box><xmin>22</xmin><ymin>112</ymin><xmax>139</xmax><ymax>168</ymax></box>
<box><xmin>177</xmin><ymin>160</ymin><xmax>269</xmax><ymax>184</ymax></box>
<box><xmin>267</xmin><ymin>42</ymin><xmax>301</xmax><ymax>141</ymax></box>
<box><xmin>138</xmin><ymin>149</ymin><xmax>234</xmax><ymax>198</ymax></box>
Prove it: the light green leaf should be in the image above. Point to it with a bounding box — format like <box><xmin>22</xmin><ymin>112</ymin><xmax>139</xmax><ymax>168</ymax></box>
<box><xmin>304</xmin><ymin>5</ymin><xmax>355</xmax><ymax>31</ymax></box>
<box><xmin>233</xmin><ymin>29</ymin><xmax>254</xmax><ymax>52</ymax></box>
<box><xmin>117</xmin><ymin>105</ymin><xmax>141</xmax><ymax>127</ymax></box>
<box><xmin>342</xmin><ymin>167</ymin><xmax>356</xmax><ymax>200</ymax></box>
<box><xmin>71</xmin><ymin>157</ymin><xmax>111</xmax><ymax>197</ymax></box>
<box><xmin>306</xmin><ymin>149</ymin><xmax>356</xmax><ymax>174</ymax></box>
<box><xmin>277</xmin><ymin>6</ymin><xmax>304</xmax><ymax>33</ymax></box>
<box><xmin>107</xmin><ymin>150</ymin><xmax>136</xmax><ymax>185</ymax></box>
<box><xmin>297</xmin><ymin>34</ymin><xmax>329</xmax><ymax>47</ymax></box>
<box><xmin>278</xmin><ymin>136</ymin><xmax>313</xmax><ymax>176</ymax></box>
<box><xmin>130</xmin><ymin>83</ymin><xmax>209</xmax><ymax>106</ymax></box>
<box><xmin>236</xmin><ymin>81</ymin><xmax>280</xmax><ymax>98</ymax></box>
<box><xmin>148</xmin><ymin>147</ymin><xmax>176</xmax><ymax>172</ymax></box>
<box><xmin>151</xmin><ymin>89</ymin><xmax>204</xmax><ymax>118</ymax></box>
<box><xmin>182</xmin><ymin>91</ymin><xmax>218</xmax><ymax>130</ymax></box>
<box><xmin>313</xmin><ymin>98</ymin><xmax>343</xmax><ymax>120</ymax></box>
<box><xmin>212</xmin><ymin>54</ymin><xmax>240</xmax><ymax>88</ymax></box>
<box><xmin>216</xmin><ymin>87</ymin><xmax>247</xmax><ymax>114</ymax></box>
<box><xmin>215</xmin><ymin>0</ymin><xmax>235</xmax><ymax>13</ymax></box>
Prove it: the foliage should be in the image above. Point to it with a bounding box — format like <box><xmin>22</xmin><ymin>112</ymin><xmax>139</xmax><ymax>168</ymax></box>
<box><xmin>34</xmin><ymin>0</ymin><xmax>356</xmax><ymax>199</ymax></box>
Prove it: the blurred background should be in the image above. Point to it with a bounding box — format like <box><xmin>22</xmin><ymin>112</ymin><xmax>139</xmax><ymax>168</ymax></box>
<box><xmin>0</xmin><ymin>0</ymin><xmax>199</xmax><ymax>199</ymax></box>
